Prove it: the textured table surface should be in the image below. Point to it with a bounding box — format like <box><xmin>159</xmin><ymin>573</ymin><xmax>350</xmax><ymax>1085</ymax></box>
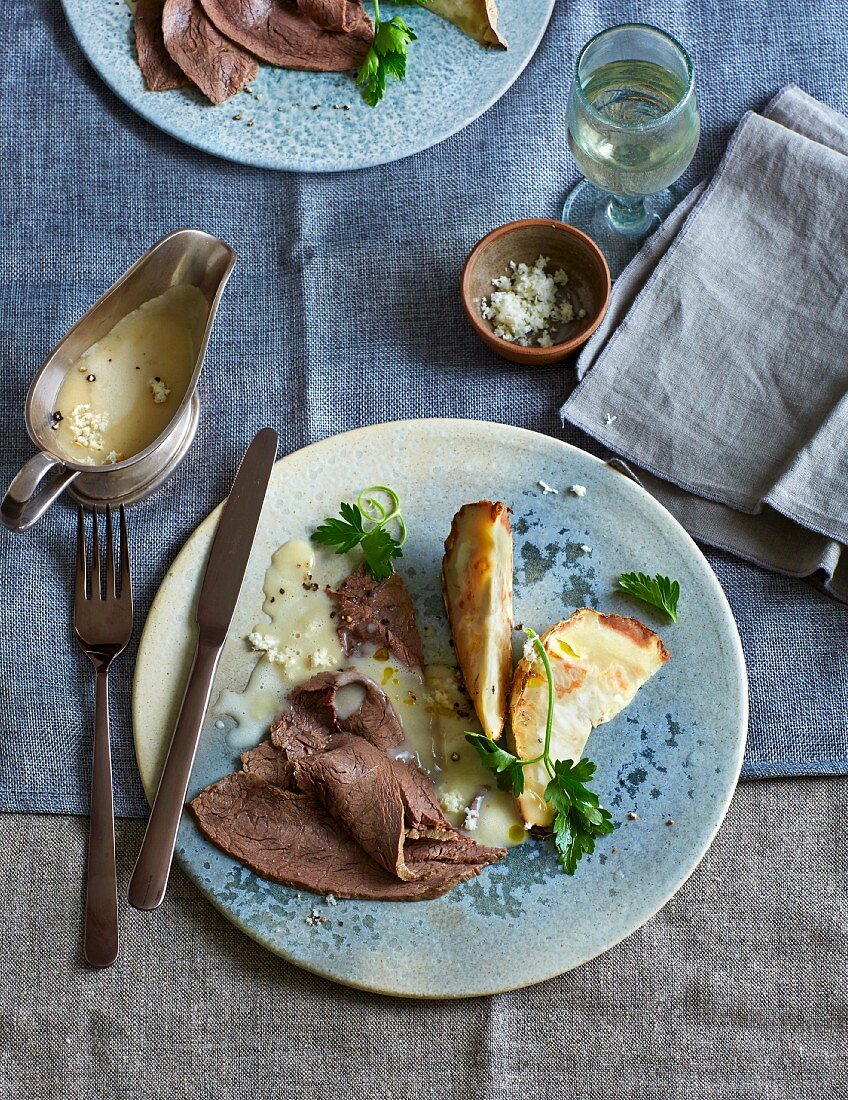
<box><xmin>2</xmin><ymin>0</ymin><xmax>847</xmax><ymax>1091</ymax></box>
<box><xmin>2</xmin><ymin>780</ymin><xmax>846</xmax><ymax>1098</ymax></box>
<box><xmin>2</xmin><ymin>1</ymin><xmax>848</xmax><ymax>821</ymax></box>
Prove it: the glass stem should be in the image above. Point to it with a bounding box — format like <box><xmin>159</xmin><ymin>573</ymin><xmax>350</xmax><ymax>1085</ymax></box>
<box><xmin>606</xmin><ymin>195</ymin><xmax>653</xmax><ymax>236</ymax></box>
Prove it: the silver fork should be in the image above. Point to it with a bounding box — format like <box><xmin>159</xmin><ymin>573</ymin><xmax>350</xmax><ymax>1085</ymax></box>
<box><xmin>73</xmin><ymin>505</ymin><xmax>133</xmax><ymax>968</ymax></box>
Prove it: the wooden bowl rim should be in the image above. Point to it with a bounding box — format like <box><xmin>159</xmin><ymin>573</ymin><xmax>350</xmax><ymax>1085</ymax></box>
<box><xmin>460</xmin><ymin>218</ymin><xmax>612</xmax><ymax>361</ymax></box>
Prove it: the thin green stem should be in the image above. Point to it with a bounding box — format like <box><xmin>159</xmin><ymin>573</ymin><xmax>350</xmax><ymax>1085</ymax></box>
<box><xmin>373</xmin><ymin>0</ymin><xmax>381</xmax><ymax>24</ymax></box>
<box><xmin>526</xmin><ymin>628</ymin><xmax>555</xmax><ymax>764</ymax></box>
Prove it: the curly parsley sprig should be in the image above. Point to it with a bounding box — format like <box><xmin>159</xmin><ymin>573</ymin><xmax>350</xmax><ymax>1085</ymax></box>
<box><xmin>356</xmin><ymin>0</ymin><xmax>422</xmax><ymax>107</ymax></box>
<box><xmin>466</xmin><ymin>628</ymin><xmax>615</xmax><ymax>875</ymax></box>
<box><xmin>312</xmin><ymin>485</ymin><xmax>407</xmax><ymax>581</ymax></box>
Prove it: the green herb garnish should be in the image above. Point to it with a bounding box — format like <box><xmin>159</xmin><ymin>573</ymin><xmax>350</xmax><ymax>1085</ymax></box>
<box><xmin>466</xmin><ymin>628</ymin><xmax>614</xmax><ymax>876</ymax></box>
<box><xmin>618</xmin><ymin>572</ymin><xmax>680</xmax><ymax>622</ymax></box>
<box><xmin>312</xmin><ymin>485</ymin><xmax>407</xmax><ymax>581</ymax></box>
<box><xmin>356</xmin><ymin>1</ymin><xmax>421</xmax><ymax>107</ymax></box>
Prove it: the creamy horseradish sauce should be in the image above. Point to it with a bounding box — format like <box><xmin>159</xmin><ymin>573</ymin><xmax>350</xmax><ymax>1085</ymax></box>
<box><xmin>51</xmin><ymin>285</ymin><xmax>207</xmax><ymax>466</ymax></box>
<box><xmin>214</xmin><ymin>539</ymin><xmax>527</xmax><ymax>850</ymax></box>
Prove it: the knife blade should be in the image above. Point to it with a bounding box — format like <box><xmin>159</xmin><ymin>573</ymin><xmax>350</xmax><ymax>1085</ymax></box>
<box><xmin>128</xmin><ymin>427</ymin><xmax>278</xmax><ymax>911</ymax></box>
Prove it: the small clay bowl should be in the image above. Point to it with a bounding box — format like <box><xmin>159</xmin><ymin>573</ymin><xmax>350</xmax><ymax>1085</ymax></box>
<box><xmin>461</xmin><ymin>219</ymin><xmax>611</xmax><ymax>365</ymax></box>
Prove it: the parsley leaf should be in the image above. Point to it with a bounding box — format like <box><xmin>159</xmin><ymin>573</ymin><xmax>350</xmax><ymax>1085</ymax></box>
<box><xmin>618</xmin><ymin>572</ymin><xmax>680</xmax><ymax>622</ymax></box>
<box><xmin>311</xmin><ymin>486</ymin><xmax>406</xmax><ymax>581</ymax></box>
<box><xmin>312</xmin><ymin>501</ymin><xmax>366</xmax><ymax>554</ymax></box>
<box><xmin>359</xmin><ymin>524</ymin><xmax>403</xmax><ymax>581</ymax></box>
<box><xmin>356</xmin><ymin>2</ymin><xmax>420</xmax><ymax>107</ymax></box>
<box><xmin>545</xmin><ymin>758</ymin><xmax>614</xmax><ymax>875</ymax></box>
<box><xmin>465</xmin><ymin>733</ymin><xmax>525</xmax><ymax>795</ymax></box>
<box><xmin>464</xmin><ymin>628</ymin><xmax>616</xmax><ymax>876</ymax></box>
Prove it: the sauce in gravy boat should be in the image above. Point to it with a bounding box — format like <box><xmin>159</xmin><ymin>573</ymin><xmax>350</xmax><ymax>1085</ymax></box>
<box><xmin>2</xmin><ymin>229</ymin><xmax>235</xmax><ymax>531</ymax></box>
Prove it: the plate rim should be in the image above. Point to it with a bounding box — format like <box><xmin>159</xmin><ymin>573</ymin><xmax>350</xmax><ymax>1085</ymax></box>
<box><xmin>59</xmin><ymin>0</ymin><xmax>555</xmax><ymax>173</ymax></box>
<box><xmin>133</xmin><ymin>417</ymin><xmax>749</xmax><ymax>997</ymax></box>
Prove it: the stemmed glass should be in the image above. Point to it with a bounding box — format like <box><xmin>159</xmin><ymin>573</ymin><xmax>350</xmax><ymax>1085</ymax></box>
<box><xmin>562</xmin><ymin>24</ymin><xmax>700</xmax><ymax>277</ymax></box>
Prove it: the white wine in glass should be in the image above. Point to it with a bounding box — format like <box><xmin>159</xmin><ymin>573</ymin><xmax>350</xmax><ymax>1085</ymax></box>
<box><xmin>563</xmin><ymin>25</ymin><xmax>700</xmax><ymax>276</ymax></box>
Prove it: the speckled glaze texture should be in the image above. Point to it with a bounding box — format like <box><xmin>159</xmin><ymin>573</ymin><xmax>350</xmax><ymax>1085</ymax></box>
<box><xmin>60</xmin><ymin>1</ymin><xmax>554</xmax><ymax>171</ymax></box>
<box><xmin>133</xmin><ymin>420</ymin><xmax>748</xmax><ymax>997</ymax></box>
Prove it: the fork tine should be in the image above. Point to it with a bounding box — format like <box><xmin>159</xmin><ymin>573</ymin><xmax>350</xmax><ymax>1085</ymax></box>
<box><xmin>119</xmin><ymin>505</ymin><xmax>131</xmax><ymax>605</ymax></box>
<box><xmin>75</xmin><ymin>505</ymin><xmax>87</xmax><ymax>604</ymax></box>
<box><xmin>105</xmin><ymin>506</ymin><xmax>116</xmax><ymax>599</ymax></box>
<box><xmin>91</xmin><ymin>507</ymin><xmax>101</xmax><ymax>600</ymax></box>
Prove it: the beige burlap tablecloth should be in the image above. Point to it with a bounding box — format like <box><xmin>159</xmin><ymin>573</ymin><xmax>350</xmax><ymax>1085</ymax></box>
<box><xmin>1</xmin><ymin>779</ymin><xmax>845</xmax><ymax>1099</ymax></box>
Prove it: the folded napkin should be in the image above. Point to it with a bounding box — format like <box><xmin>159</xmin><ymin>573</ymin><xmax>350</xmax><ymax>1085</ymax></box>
<box><xmin>562</xmin><ymin>85</ymin><xmax>848</xmax><ymax>601</ymax></box>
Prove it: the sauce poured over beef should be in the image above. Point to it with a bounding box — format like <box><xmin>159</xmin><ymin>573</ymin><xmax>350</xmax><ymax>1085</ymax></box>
<box><xmin>192</xmin><ymin>669</ymin><xmax>505</xmax><ymax>900</ymax></box>
<box><xmin>213</xmin><ymin>540</ymin><xmax>527</xmax><ymax>850</ymax></box>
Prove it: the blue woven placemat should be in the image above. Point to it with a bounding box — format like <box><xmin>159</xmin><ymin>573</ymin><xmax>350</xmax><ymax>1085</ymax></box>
<box><xmin>1</xmin><ymin>0</ymin><xmax>846</xmax><ymax>816</ymax></box>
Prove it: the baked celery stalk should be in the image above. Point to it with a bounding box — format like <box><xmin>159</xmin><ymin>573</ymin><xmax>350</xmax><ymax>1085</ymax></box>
<box><xmin>442</xmin><ymin>501</ymin><xmax>513</xmax><ymax>741</ymax></box>
<box><xmin>510</xmin><ymin>610</ymin><xmax>669</xmax><ymax>827</ymax></box>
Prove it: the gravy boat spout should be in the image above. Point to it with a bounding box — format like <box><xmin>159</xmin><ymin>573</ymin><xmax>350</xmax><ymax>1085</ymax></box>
<box><xmin>2</xmin><ymin>229</ymin><xmax>236</xmax><ymax>531</ymax></box>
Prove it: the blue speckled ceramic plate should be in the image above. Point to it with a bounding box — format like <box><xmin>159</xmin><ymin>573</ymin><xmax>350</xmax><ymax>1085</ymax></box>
<box><xmin>133</xmin><ymin>420</ymin><xmax>748</xmax><ymax>997</ymax></box>
<box><xmin>60</xmin><ymin>1</ymin><xmax>554</xmax><ymax>171</ymax></box>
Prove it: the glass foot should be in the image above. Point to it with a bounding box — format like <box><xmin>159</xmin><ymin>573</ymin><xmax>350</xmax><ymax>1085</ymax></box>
<box><xmin>562</xmin><ymin>180</ymin><xmax>682</xmax><ymax>279</ymax></box>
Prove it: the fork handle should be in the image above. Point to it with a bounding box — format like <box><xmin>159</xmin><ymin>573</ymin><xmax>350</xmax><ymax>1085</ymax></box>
<box><xmin>84</xmin><ymin>668</ymin><xmax>118</xmax><ymax>968</ymax></box>
<box><xmin>128</xmin><ymin>638</ymin><xmax>221</xmax><ymax>911</ymax></box>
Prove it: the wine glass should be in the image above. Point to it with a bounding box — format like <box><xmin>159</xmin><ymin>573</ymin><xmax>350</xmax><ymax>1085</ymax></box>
<box><xmin>562</xmin><ymin>23</ymin><xmax>700</xmax><ymax>277</ymax></box>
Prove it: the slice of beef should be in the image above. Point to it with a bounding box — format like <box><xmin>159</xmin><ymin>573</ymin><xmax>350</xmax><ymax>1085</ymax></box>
<box><xmin>135</xmin><ymin>0</ymin><xmax>190</xmax><ymax>91</ymax></box>
<box><xmin>240</xmin><ymin>740</ymin><xmax>294</xmax><ymax>788</ymax></box>
<box><xmin>396</xmin><ymin>760</ymin><xmax>454</xmax><ymax>840</ymax></box>
<box><xmin>262</xmin><ymin>677</ymin><xmax>448</xmax><ymax>840</ymax></box>
<box><xmin>295</xmin><ymin>0</ymin><xmax>353</xmax><ymax>31</ymax></box>
<box><xmin>404</xmin><ymin>833</ymin><xmax>505</xmax><ymax>874</ymax></box>
<box><xmin>290</xmin><ymin>735</ymin><xmax>502</xmax><ymax>881</ymax></box>
<box><xmin>332</xmin><ymin>566</ymin><xmax>425</xmax><ymax>672</ymax></box>
<box><xmin>269</xmin><ymin>704</ymin><xmax>335</xmax><ymax>758</ymax></box>
<box><xmin>190</xmin><ymin>771</ymin><xmax>495</xmax><ymax>901</ymax></box>
<box><xmin>290</xmin><ymin>669</ymin><xmax>404</xmax><ymax>751</ymax></box>
<box><xmin>162</xmin><ymin>0</ymin><xmax>259</xmax><ymax>105</ymax></box>
<box><xmin>197</xmin><ymin>0</ymin><xmax>373</xmax><ymax>72</ymax></box>
<box><xmin>291</xmin><ymin>734</ymin><xmax>409</xmax><ymax>878</ymax></box>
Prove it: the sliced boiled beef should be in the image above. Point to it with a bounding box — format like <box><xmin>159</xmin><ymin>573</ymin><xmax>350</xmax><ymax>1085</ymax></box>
<box><xmin>193</xmin><ymin>530</ymin><xmax>507</xmax><ymax>908</ymax></box>
<box><xmin>191</xmin><ymin>664</ymin><xmax>507</xmax><ymax>900</ymax></box>
<box><xmin>248</xmin><ymin>675</ymin><xmax>450</xmax><ymax>841</ymax></box>
<box><xmin>332</xmin><ymin>566</ymin><xmax>425</xmax><ymax>672</ymax></box>
<box><xmin>396</xmin><ymin>760</ymin><xmax>454</xmax><ymax>840</ymax></box>
<box><xmin>135</xmin><ymin>0</ymin><xmax>190</xmax><ymax>91</ymax></box>
<box><xmin>162</xmin><ymin>0</ymin><xmax>259</xmax><ymax>105</ymax></box>
<box><xmin>269</xmin><ymin>704</ymin><xmax>336</xmax><ymax>758</ymax></box>
<box><xmin>295</xmin><ymin>0</ymin><xmax>355</xmax><ymax>31</ymax></box>
<box><xmin>290</xmin><ymin>735</ymin><xmax>492</xmax><ymax>882</ymax></box>
<box><xmin>290</xmin><ymin>669</ymin><xmax>405</xmax><ymax>751</ymax></box>
<box><xmin>190</xmin><ymin>771</ymin><xmax>500</xmax><ymax>901</ymax></box>
<box><xmin>244</xmin><ymin>738</ymin><xmax>453</xmax><ymax>842</ymax></box>
<box><xmin>240</xmin><ymin>739</ymin><xmax>294</xmax><ymax>788</ymax></box>
<box><xmin>290</xmin><ymin>734</ymin><xmax>409</xmax><ymax>878</ymax></box>
<box><xmin>197</xmin><ymin>0</ymin><xmax>373</xmax><ymax>72</ymax></box>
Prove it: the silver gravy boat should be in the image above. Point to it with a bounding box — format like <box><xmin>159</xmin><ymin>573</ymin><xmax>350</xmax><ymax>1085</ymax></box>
<box><xmin>2</xmin><ymin>229</ymin><xmax>236</xmax><ymax>531</ymax></box>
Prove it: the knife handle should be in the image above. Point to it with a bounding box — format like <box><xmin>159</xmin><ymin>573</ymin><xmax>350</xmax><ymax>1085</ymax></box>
<box><xmin>128</xmin><ymin>637</ymin><xmax>221</xmax><ymax>911</ymax></box>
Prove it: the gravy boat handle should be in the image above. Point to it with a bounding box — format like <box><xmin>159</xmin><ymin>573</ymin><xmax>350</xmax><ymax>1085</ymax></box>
<box><xmin>1</xmin><ymin>452</ymin><xmax>79</xmax><ymax>531</ymax></box>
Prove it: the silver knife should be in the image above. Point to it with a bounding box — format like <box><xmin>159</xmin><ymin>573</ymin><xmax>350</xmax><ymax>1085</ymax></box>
<box><xmin>128</xmin><ymin>427</ymin><xmax>278</xmax><ymax>910</ymax></box>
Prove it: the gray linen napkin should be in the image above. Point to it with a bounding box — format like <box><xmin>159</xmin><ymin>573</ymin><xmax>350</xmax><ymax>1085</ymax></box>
<box><xmin>561</xmin><ymin>85</ymin><xmax>848</xmax><ymax>601</ymax></box>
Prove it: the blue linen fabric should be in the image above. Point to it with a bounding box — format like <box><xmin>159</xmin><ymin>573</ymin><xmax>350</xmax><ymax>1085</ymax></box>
<box><xmin>1</xmin><ymin>0</ymin><xmax>846</xmax><ymax>816</ymax></box>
